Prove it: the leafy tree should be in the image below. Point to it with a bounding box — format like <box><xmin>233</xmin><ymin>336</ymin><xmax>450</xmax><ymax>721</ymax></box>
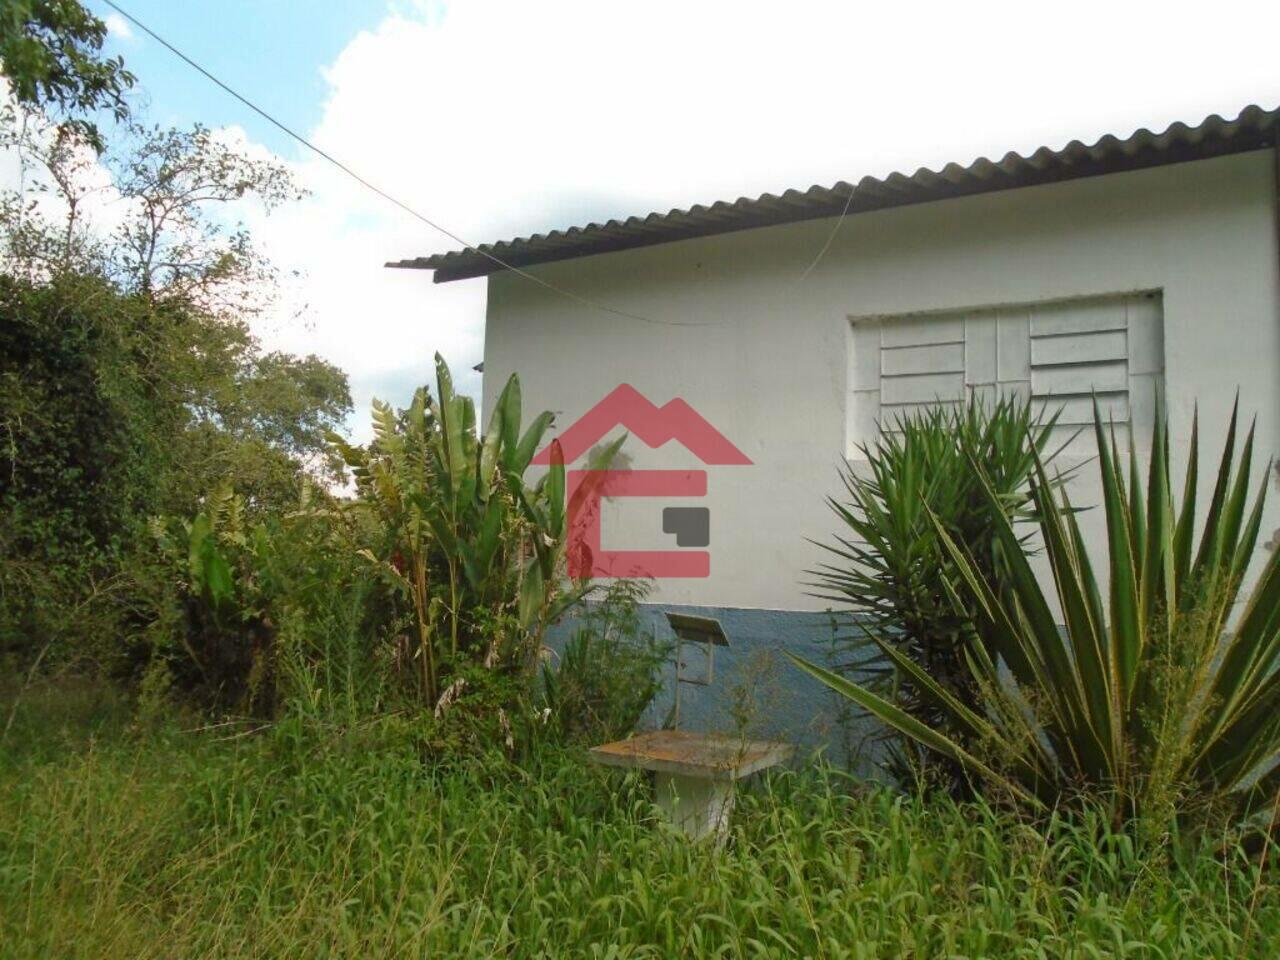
<box><xmin>0</xmin><ymin>107</ymin><xmax>350</xmax><ymax>676</ymax></box>
<box><xmin>110</xmin><ymin>123</ymin><xmax>303</xmax><ymax>309</ymax></box>
<box><xmin>0</xmin><ymin>0</ymin><xmax>135</xmax><ymax>150</ymax></box>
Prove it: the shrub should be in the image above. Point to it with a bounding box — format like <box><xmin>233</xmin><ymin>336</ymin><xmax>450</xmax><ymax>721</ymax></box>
<box><xmin>149</xmin><ymin>482</ymin><xmax>382</xmax><ymax>717</ymax></box>
<box><xmin>539</xmin><ymin>579</ymin><xmax>669</xmax><ymax>744</ymax></box>
<box><xmin>328</xmin><ymin>355</ymin><xmax>584</xmax><ymax>726</ymax></box>
<box><xmin>796</xmin><ymin>400</ymin><xmax>1280</xmax><ymax>826</ymax></box>
<box><xmin>809</xmin><ymin>395</ymin><xmax>1062</xmax><ymax>788</ymax></box>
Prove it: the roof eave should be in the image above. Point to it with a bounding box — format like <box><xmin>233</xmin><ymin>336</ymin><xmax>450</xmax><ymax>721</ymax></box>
<box><xmin>389</xmin><ymin>105</ymin><xmax>1279</xmax><ymax>284</ymax></box>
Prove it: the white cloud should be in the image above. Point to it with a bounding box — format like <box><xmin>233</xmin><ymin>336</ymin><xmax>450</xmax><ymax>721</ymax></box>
<box><xmin>14</xmin><ymin>1</ymin><xmax>1280</xmax><ymax>444</ymax></box>
<box><xmin>241</xmin><ymin>0</ymin><xmax>1280</xmax><ymax>441</ymax></box>
<box><xmin>103</xmin><ymin>12</ymin><xmax>134</xmax><ymax>42</ymax></box>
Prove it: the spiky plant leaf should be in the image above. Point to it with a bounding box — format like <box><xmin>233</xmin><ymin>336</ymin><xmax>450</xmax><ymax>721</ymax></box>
<box><xmin>800</xmin><ymin>398</ymin><xmax>1280</xmax><ymax>823</ymax></box>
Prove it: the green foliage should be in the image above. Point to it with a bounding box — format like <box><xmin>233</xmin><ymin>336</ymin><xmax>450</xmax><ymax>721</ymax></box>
<box><xmin>329</xmin><ymin>355</ymin><xmax>581</xmax><ymax>718</ymax></box>
<box><xmin>0</xmin><ymin>0</ymin><xmax>135</xmax><ymax>150</ymax></box>
<box><xmin>0</xmin><ymin>108</ymin><xmax>349</xmax><ymax>679</ymax></box>
<box><xmin>3</xmin><ymin>686</ymin><xmax>1280</xmax><ymax>958</ymax></box>
<box><xmin>0</xmin><ymin>273</ymin><xmax>164</xmax><ymax>561</ymax></box>
<box><xmin>151</xmin><ymin>485</ymin><xmax>271</xmax><ymax>713</ymax></box>
<box><xmin>0</xmin><ymin>270</ymin><xmax>350</xmax><ymax>672</ymax></box>
<box><xmin>796</xmin><ymin>400</ymin><xmax>1280</xmax><ymax>824</ymax></box>
<box><xmin>539</xmin><ymin>579</ymin><xmax>670</xmax><ymax>744</ymax></box>
<box><xmin>148</xmin><ymin>482</ymin><xmax>385</xmax><ymax>717</ymax></box>
<box><xmin>109</xmin><ymin>122</ymin><xmax>304</xmax><ymax>307</ymax></box>
<box><xmin>810</xmin><ymin>395</ymin><xmax>1062</xmax><ymax>788</ymax></box>
<box><xmin>0</xmin><ymin>272</ymin><xmax>169</xmax><ymax>675</ymax></box>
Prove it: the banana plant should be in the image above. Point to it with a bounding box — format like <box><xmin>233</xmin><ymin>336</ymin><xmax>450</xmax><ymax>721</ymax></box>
<box><xmin>793</xmin><ymin>400</ymin><xmax>1280</xmax><ymax>823</ymax></box>
<box><xmin>329</xmin><ymin>354</ymin><xmax>579</xmax><ymax>707</ymax></box>
<box><xmin>151</xmin><ymin>484</ymin><xmax>276</xmax><ymax>709</ymax></box>
<box><xmin>419</xmin><ymin>354</ymin><xmax>568</xmax><ymax>654</ymax></box>
<box><xmin>155</xmin><ymin>483</ymin><xmax>252</xmax><ymax>617</ymax></box>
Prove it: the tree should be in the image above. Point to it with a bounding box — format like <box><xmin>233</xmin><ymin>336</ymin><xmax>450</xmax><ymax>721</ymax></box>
<box><xmin>0</xmin><ymin>0</ymin><xmax>135</xmax><ymax>151</ymax></box>
<box><xmin>0</xmin><ymin>107</ymin><xmax>350</xmax><ymax>673</ymax></box>
<box><xmin>110</xmin><ymin>123</ymin><xmax>303</xmax><ymax>310</ymax></box>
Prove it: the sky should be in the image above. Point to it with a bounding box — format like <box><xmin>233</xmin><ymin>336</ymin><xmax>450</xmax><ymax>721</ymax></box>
<box><xmin>72</xmin><ymin>0</ymin><xmax>1280</xmax><ymax>439</ymax></box>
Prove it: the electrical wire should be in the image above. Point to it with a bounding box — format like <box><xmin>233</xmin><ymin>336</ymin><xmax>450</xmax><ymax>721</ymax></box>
<box><xmin>797</xmin><ymin>180</ymin><xmax>856</xmax><ymax>280</ymax></box>
<box><xmin>100</xmin><ymin>0</ymin><xmax>723</xmax><ymax>327</ymax></box>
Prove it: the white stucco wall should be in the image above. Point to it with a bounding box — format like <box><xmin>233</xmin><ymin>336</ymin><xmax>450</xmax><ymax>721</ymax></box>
<box><xmin>482</xmin><ymin>150</ymin><xmax>1280</xmax><ymax>614</ymax></box>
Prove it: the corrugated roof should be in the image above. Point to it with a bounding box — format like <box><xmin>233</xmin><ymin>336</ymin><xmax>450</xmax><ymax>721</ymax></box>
<box><xmin>389</xmin><ymin>104</ymin><xmax>1279</xmax><ymax>283</ymax></box>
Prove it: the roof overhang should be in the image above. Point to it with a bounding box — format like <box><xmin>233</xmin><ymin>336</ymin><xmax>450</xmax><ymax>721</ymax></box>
<box><xmin>388</xmin><ymin>104</ymin><xmax>1279</xmax><ymax>284</ymax></box>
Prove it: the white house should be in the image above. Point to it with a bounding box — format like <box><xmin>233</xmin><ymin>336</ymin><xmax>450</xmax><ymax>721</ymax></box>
<box><xmin>392</xmin><ymin>105</ymin><xmax>1280</xmax><ymax>754</ymax></box>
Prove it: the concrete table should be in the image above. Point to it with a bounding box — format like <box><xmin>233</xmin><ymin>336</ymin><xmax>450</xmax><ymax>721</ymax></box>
<box><xmin>589</xmin><ymin>730</ymin><xmax>793</xmax><ymax>840</ymax></box>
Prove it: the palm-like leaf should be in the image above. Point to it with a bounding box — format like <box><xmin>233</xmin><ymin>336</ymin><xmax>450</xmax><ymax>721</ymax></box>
<box><xmin>807</xmin><ymin>395</ymin><xmax>1067</xmax><ymax>789</ymax></box>
<box><xmin>796</xmin><ymin>398</ymin><xmax>1280</xmax><ymax>820</ymax></box>
<box><xmin>330</xmin><ymin>355</ymin><xmax>584</xmax><ymax>707</ymax></box>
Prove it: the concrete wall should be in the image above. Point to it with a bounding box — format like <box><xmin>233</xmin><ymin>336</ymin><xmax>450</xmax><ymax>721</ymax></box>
<box><xmin>541</xmin><ymin>600</ymin><xmax>877</xmax><ymax>769</ymax></box>
<box><xmin>485</xmin><ymin>150</ymin><xmax>1280</xmax><ymax>613</ymax></box>
<box><xmin>483</xmin><ymin>151</ymin><xmax>1280</xmax><ymax>754</ymax></box>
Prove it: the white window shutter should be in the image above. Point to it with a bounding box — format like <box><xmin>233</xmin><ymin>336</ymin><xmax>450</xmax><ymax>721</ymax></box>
<box><xmin>847</xmin><ymin>292</ymin><xmax>1165</xmax><ymax>457</ymax></box>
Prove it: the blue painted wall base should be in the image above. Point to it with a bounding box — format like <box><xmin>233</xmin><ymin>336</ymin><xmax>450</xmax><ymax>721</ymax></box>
<box><xmin>545</xmin><ymin>601</ymin><xmax>886</xmax><ymax>778</ymax></box>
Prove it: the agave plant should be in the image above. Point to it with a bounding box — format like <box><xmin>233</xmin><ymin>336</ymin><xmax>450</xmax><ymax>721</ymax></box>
<box><xmin>809</xmin><ymin>396</ymin><xmax>1064</xmax><ymax>789</ymax></box>
<box><xmin>795</xmin><ymin>401</ymin><xmax>1280</xmax><ymax>821</ymax></box>
<box><xmin>329</xmin><ymin>354</ymin><xmax>579</xmax><ymax>707</ymax></box>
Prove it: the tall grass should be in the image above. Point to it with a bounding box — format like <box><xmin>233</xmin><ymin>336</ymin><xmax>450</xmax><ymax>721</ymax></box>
<box><xmin>3</xmin><ymin>682</ymin><xmax>1279</xmax><ymax>958</ymax></box>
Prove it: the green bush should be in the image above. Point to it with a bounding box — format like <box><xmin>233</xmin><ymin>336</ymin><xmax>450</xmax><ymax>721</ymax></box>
<box><xmin>539</xmin><ymin>579</ymin><xmax>670</xmax><ymax>744</ymax></box>
<box><xmin>322</xmin><ymin>355</ymin><xmax>602</xmax><ymax>751</ymax></box>
<box><xmin>797</xmin><ymin>400</ymin><xmax>1280</xmax><ymax>826</ymax></box>
<box><xmin>138</xmin><ymin>355</ymin><xmax>629</xmax><ymax>741</ymax></box>
<box><xmin>148</xmin><ymin>482</ymin><xmax>385</xmax><ymax>718</ymax></box>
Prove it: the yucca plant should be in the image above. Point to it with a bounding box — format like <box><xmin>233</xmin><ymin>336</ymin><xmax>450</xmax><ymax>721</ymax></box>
<box><xmin>809</xmin><ymin>396</ymin><xmax>1064</xmax><ymax>789</ymax></box>
<box><xmin>796</xmin><ymin>400</ymin><xmax>1280</xmax><ymax>823</ymax></box>
<box><xmin>329</xmin><ymin>354</ymin><xmax>579</xmax><ymax>709</ymax></box>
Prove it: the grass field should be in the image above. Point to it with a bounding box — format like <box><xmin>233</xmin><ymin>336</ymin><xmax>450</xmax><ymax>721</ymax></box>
<box><xmin>2</xmin><ymin>681</ymin><xmax>1278</xmax><ymax>959</ymax></box>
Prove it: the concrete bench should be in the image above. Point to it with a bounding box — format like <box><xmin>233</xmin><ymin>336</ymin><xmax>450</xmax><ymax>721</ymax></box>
<box><xmin>589</xmin><ymin>729</ymin><xmax>793</xmax><ymax>840</ymax></box>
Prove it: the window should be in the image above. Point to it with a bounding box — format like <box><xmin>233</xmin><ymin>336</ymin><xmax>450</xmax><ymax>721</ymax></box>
<box><xmin>847</xmin><ymin>292</ymin><xmax>1164</xmax><ymax>456</ymax></box>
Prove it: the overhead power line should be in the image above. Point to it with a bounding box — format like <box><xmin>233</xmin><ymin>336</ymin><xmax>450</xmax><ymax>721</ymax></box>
<box><xmin>100</xmin><ymin>0</ymin><xmax>720</xmax><ymax>327</ymax></box>
<box><xmin>797</xmin><ymin>182</ymin><xmax>856</xmax><ymax>280</ymax></box>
